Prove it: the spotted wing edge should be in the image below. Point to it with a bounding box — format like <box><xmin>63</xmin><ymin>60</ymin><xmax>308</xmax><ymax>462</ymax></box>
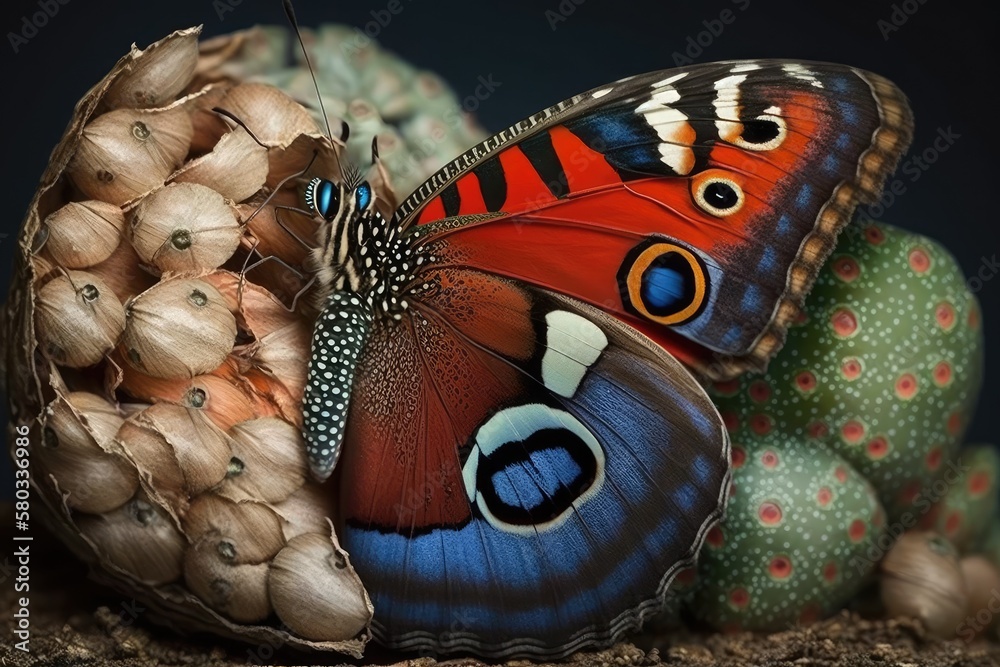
<box><xmin>393</xmin><ymin>60</ymin><xmax>914</xmax><ymax>381</ymax></box>
<box><xmin>378</xmin><ymin>291</ymin><xmax>733</xmax><ymax>659</ymax></box>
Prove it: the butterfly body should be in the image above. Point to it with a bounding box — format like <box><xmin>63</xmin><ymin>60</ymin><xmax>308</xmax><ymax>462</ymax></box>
<box><xmin>291</xmin><ymin>59</ymin><xmax>912</xmax><ymax>657</ymax></box>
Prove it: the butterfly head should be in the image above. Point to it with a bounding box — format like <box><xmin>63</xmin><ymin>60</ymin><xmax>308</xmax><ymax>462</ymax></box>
<box><xmin>303</xmin><ymin>175</ymin><xmax>415</xmax><ymax>320</ymax></box>
<box><xmin>304</xmin><ymin>176</ymin><xmax>377</xmax><ymax>222</ymax></box>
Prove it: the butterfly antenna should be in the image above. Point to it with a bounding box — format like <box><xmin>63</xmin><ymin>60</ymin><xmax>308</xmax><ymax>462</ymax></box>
<box><xmin>371</xmin><ymin>135</ymin><xmax>379</xmax><ymax>164</ymax></box>
<box><xmin>283</xmin><ymin>0</ymin><xmax>336</xmax><ymax>143</ymax></box>
<box><xmin>211</xmin><ymin>107</ymin><xmax>268</xmax><ymax>147</ymax></box>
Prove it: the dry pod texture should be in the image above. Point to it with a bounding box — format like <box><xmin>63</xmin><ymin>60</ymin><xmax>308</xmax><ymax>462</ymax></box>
<box><xmin>35</xmin><ymin>271</ymin><xmax>125</xmax><ymax>367</ymax></box>
<box><xmin>128</xmin><ymin>182</ymin><xmax>242</xmax><ymax>272</ymax></box>
<box><xmin>37</xmin><ymin>392</ymin><xmax>137</xmax><ymax>514</ymax></box>
<box><xmin>42</xmin><ymin>200</ymin><xmax>125</xmax><ymax>268</ymax></box>
<box><xmin>269</xmin><ymin>532</ymin><xmax>372</xmax><ymax>641</ymax></box>
<box><xmin>3</xmin><ymin>22</ymin><xmax>485</xmax><ymax>656</ymax></box>
<box><xmin>880</xmin><ymin>531</ymin><xmax>968</xmax><ymax>638</ymax></box>
<box><xmin>121</xmin><ymin>277</ymin><xmax>236</xmax><ymax>378</ymax></box>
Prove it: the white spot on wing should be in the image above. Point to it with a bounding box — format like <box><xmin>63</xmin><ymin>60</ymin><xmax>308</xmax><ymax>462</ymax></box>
<box><xmin>635</xmin><ymin>84</ymin><xmax>695</xmax><ymax>174</ymax></box>
<box><xmin>461</xmin><ymin>404</ymin><xmax>606</xmax><ymax>534</ymax></box>
<box><xmin>542</xmin><ymin>310</ymin><xmax>609</xmax><ymax>397</ymax></box>
<box><xmin>730</xmin><ymin>62</ymin><xmax>761</xmax><ymax>73</ymax></box>
<box><xmin>713</xmin><ymin>73</ymin><xmax>746</xmax><ymax>141</ymax></box>
<box><xmin>782</xmin><ymin>63</ymin><xmax>824</xmax><ymax>88</ymax></box>
<box><xmin>653</xmin><ymin>72</ymin><xmax>688</xmax><ymax>87</ymax></box>
<box><xmin>592</xmin><ymin>87</ymin><xmax>613</xmax><ymax>99</ymax></box>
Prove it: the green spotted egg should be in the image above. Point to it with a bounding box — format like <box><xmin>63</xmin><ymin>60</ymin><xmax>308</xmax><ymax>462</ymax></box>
<box><xmin>918</xmin><ymin>445</ymin><xmax>999</xmax><ymax>551</ymax></box>
<box><xmin>710</xmin><ymin>222</ymin><xmax>984</xmax><ymax>523</ymax></box>
<box><xmin>688</xmin><ymin>435</ymin><xmax>884</xmax><ymax>631</ymax></box>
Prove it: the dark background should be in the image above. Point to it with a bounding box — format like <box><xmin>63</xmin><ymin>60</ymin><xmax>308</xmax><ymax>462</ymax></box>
<box><xmin>1</xmin><ymin>0</ymin><xmax>996</xmax><ymax>494</ymax></box>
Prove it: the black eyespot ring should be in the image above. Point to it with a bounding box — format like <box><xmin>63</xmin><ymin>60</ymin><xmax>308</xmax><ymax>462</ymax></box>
<box><xmin>704</xmin><ymin>182</ymin><xmax>739</xmax><ymax>210</ymax></box>
<box><xmin>692</xmin><ymin>173</ymin><xmax>745</xmax><ymax>217</ymax></box>
<box><xmin>732</xmin><ymin>111</ymin><xmax>788</xmax><ymax>151</ymax></box>
<box><xmin>617</xmin><ymin>239</ymin><xmax>710</xmax><ymax>326</ymax></box>
<box><xmin>741</xmin><ymin>118</ymin><xmax>782</xmax><ymax>144</ymax></box>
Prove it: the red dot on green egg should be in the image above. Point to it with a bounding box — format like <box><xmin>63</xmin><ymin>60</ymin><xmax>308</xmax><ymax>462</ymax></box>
<box><xmin>830</xmin><ymin>307</ymin><xmax>858</xmax><ymax>337</ymax></box>
<box><xmin>841</xmin><ymin>419</ymin><xmax>866</xmax><ymax>444</ymax></box>
<box><xmin>898</xmin><ymin>480</ymin><xmax>922</xmax><ymax>506</ymax></box>
<box><xmin>932</xmin><ymin>361</ymin><xmax>953</xmax><ymax>387</ymax></box>
<box><xmin>894</xmin><ymin>373</ymin><xmax>918</xmax><ymax>399</ymax></box>
<box><xmin>969</xmin><ymin>471</ymin><xmax>991</xmax><ymax>497</ymax></box>
<box><xmin>731</xmin><ymin>446</ymin><xmax>746</xmax><ymax>468</ymax></box>
<box><xmin>864</xmin><ymin>225</ymin><xmax>885</xmax><ymax>244</ymax></box>
<box><xmin>833</xmin><ymin>256</ymin><xmax>861</xmax><ymax>282</ymax></box>
<box><xmin>835</xmin><ymin>466</ymin><xmax>849</xmax><ymax>484</ymax></box>
<box><xmin>817</xmin><ymin>486</ymin><xmax>833</xmax><ymax>507</ymax></box>
<box><xmin>728</xmin><ymin>587</ymin><xmax>750</xmax><ymax>609</ymax></box>
<box><xmin>751</xmin><ymin>414</ymin><xmax>773</xmax><ymax>435</ymax></box>
<box><xmin>866</xmin><ymin>436</ymin><xmax>890</xmax><ymax>460</ymax></box>
<box><xmin>676</xmin><ymin>567</ymin><xmax>698</xmax><ymax>587</ymax></box>
<box><xmin>926</xmin><ymin>447</ymin><xmax>943</xmax><ymax>472</ymax></box>
<box><xmin>841</xmin><ymin>357</ymin><xmax>862</xmax><ymax>380</ymax></box>
<box><xmin>722</xmin><ymin>411</ymin><xmax>740</xmax><ymax>432</ymax></box>
<box><xmin>793</xmin><ymin>310</ymin><xmax>809</xmax><ymax>326</ymax></box>
<box><xmin>799</xmin><ymin>603</ymin><xmax>823</xmax><ymax>625</ymax></box>
<box><xmin>749</xmin><ymin>380</ymin><xmax>771</xmax><ymax>403</ymax></box>
<box><xmin>908</xmin><ymin>247</ymin><xmax>931</xmax><ymax>273</ymax></box>
<box><xmin>936</xmin><ymin>302</ymin><xmax>956</xmax><ymax>330</ymax></box>
<box><xmin>758</xmin><ymin>500</ymin><xmax>783</xmax><ymax>525</ymax></box>
<box><xmin>706</xmin><ymin>525</ymin><xmax>725</xmax><ymax>548</ymax></box>
<box><xmin>807</xmin><ymin>420</ymin><xmax>829</xmax><ymax>439</ymax></box>
<box><xmin>969</xmin><ymin>304</ymin><xmax>980</xmax><ymax>329</ymax></box>
<box><xmin>848</xmin><ymin>519</ymin><xmax>867</xmax><ymax>542</ymax></box>
<box><xmin>760</xmin><ymin>449</ymin><xmax>779</xmax><ymax>468</ymax></box>
<box><xmin>768</xmin><ymin>555</ymin><xmax>793</xmax><ymax>579</ymax></box>
<box><xmin>713</xmin><ymin>379</ymin><xmax>741</xmax><ymax>396</ymax></box>
<box><xmin>795</xmin><ymin>370</ymin><xmax>817</xmax><ymax>393</ymax></box>
<box><xmin>947</xmin><ymin>412</ymin><xmax>963</xmax><ymax>436</ymax></box>
<box><xmin>919</xmin><ymin>503</ymin><xmax>942</xmax><ymax>529</ymax></box>
<box><xmin>945</xmin><ymin>511</ymin><xmax>962</xmax><ymax>537</ymax></box>
<box><xmin>823</xmin><ymin>562</ymin><xmax>839</xmax><ymax>583</ymax></box>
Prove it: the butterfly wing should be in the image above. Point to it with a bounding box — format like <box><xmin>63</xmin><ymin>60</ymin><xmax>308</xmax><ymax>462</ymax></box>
<box><xmin>335</xmin><ymin>268</ymin><xmax>729</xmax><ymax>657</ymax></box>
<box><xmin>393</xmin><ymin>60</ymin><xmax>912</xmax><ymax>379</ymax></box>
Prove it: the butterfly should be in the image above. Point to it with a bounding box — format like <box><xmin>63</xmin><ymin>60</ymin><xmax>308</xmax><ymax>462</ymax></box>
<box><xmin>286</xmin><ymin>58</ymin><xmax>912</xmax><ymax>657</ymax></box>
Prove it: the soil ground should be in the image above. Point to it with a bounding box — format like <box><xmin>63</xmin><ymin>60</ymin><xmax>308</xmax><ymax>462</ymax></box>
<box><xmin>2</xmin><ymin>509</ymin><xmax>998</xmax><ymax>667</ymax></box>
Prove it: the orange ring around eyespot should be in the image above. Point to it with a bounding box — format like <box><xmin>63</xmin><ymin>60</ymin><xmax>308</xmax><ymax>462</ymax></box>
<box><xmin>625</xmin><ymin>242</ymin><xmax>708</xmax><ymax>326</ymax></box>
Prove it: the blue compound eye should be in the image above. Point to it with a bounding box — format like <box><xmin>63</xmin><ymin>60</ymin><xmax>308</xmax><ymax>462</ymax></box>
<box><xmin>304</xmin><ymin>177</ymin><xmax>339</xmax><ymax>220</ymax></box>
<box><xmin>355</xmin><ymin>181</ymin><xmax>373</xmax><ymax>210</ymax></box>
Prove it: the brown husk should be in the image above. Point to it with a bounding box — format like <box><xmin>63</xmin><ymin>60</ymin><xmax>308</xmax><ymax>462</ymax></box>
<box><xmin>0</xmin><ymin>26</ymin><xmax>368</xmax><ymax>657</ymax></box>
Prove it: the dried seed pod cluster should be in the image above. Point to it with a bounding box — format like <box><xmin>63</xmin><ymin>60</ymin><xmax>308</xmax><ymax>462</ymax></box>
<box><xmin>3</xmin><ymin>23</ymin><xmax>485</xmax><ymax>656</ymax></box>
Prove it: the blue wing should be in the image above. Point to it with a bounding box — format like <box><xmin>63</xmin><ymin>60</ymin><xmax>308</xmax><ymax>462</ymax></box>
<box><xmin>336</xmin><ymin>271</ymin><xmax>730</xmax><ymax>657</ymax></box>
